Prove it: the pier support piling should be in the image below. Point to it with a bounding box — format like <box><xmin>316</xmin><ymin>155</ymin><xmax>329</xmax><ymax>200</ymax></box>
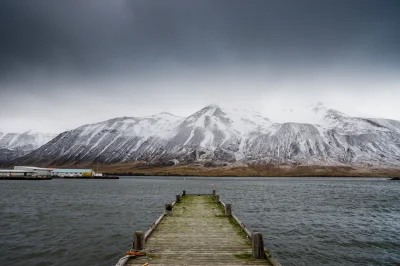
<box><xmin>225</xmin><ymin>204</ymin><xmax>232</xmax><ymax>216</ymax></box>
<box><xmin>182</xmin><ymin>190</ymin><xmax>186</xmax><ymax>196</ymax></box>
<box><xmin>215</xmin><ymin>195</ymin><xmax>220</xmax><ymax>203</ymax></box>
<box><xmin>213</xmin><ymin>189</ymin><xmax>216</xmax><ymax>196</ymax></box>
<box><xmin>165</xmin><ymin>203</ymin><xmax>173</xmax><ymax>211</ymax></box>
<box><xmin>133</xmin><ymin>231</ymin><xmax>144</xmax><ymax>251</ymax></box>
<box><xmin>251</xmin><ymin>232</ymin><xmax>265</xmax><ymax>259</ymax></box>
<box><xmin>176</xmin><ymin>195</ymin><xmax>180</xmax><ymax>203</ymax></box>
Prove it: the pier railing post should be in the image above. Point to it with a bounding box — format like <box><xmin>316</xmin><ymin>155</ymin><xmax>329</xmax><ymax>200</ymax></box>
<box><xmin>182</xmin><ymin>190</ymin><xmax>186</xmax><ymax>196</ymax></box>
<box><xmin>133</xmin><ymin>231</ymin><xmax>144</xmax><ymax>251</ymax></box>
<box><xmin>165</xmin><ymin>203</ymin><xmax>173</xmax><ymax>211</ymax></box>
<box><xmin>176</xmin><ymin>194</ymin><xmax>180</xmax><ymax>203</ymax></box>
<box><xmin>215</xmin><ymin>195</ymin><xmax>220</xmax><ymax>203</ymax></box>
<box><xmin>225</xmin><ymin>204</ymin><xmax>232</xmax><ymax>216</ymax></box>
<box><xmin>251</xmin><ymin>232</ymin><xmax>265</xmax><ymax>259</ymax></box>
<box><xmin>213</xmin><ymin>189</ymin><xmax>216</xmax><ymax>196</ymax></box>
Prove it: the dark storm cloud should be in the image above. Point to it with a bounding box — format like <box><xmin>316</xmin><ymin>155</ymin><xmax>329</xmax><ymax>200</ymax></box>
<box><xmin>1</xmin><ymin>0</ymin><xmax>400</xmax><ymax>77</ymax></box>
<box><xmin>1</xmin><ymin>0</ymin><xmax>400</xmax><ymax>133</ymax></box>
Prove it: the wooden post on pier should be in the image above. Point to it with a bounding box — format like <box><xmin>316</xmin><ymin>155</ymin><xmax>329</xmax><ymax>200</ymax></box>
<box><xmin>182</xmin><ymin>190</ymin><xmax>186</xmax><ymax>196</ymax></box>
<box><xmin>215</xmin><ymin>195</ymin><xmax>220</xmax><ymax>203</ymax></box>
<box><xmin>165</xmin><ymin>203</ymin><xmax>173</xmax><ymax>211</ymax></box>
<box><xmin>133</xmin><ymin>231</ymin><xmax>144</xmax><ymax>251</ymax></box>
<box><xmin>251</xmin><ymin>232</ymin><xmax>265</xmax><ymax>259</ymax></box>
<box><xmin>176</xmin><ymin>195</ymin><xmax>180</xmax><ymax>203</ymax></box>
<box><xmin>213</xmin><ymin>189</ymin><xmax>216</xmax><ymax>196</ymax></box>
<box><xmin>225</xmin><ymin>204</ymin><xmax>232</xmax><ymax>216</ymax></box>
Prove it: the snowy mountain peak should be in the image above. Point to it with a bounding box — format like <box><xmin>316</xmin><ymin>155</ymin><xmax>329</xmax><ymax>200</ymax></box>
<box><xmin>8</xmin><ymin>103</ymin><xmax>400</xmax><ymax>168</ymax></box>
<box><xmin>0</xmin><ymin>131</ymin><xmax>56</xmax><ymax>150</ymax></box>
<box><xmin>203</xmin><ymin>104</ymin><xmax>220</xmax><ymax>110</ymax></box>
<box><xmin>148</xmin><ymin>112</ymin><xmax>183</xmax><ymax>121</ymax></box>
<box><xmin>309</xmin><ymin>103</ymin><xmax>348</xmax><ymax>120</ymax></box>
<box><xmin>296</xmin><ymin>103</ymin><xmax>351</xmax><ymax>128</ymax></box>
<box><xmin>181</xmin><ymin>105</ymin><xmax>271</xmax><ymax>133</ymax></box>
<box><xmin>0</xmin><ymin>131</ymin><xmax>57</xmax><ymax>165</ymax></box>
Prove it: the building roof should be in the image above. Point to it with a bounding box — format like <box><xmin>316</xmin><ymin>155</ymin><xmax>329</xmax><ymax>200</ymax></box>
<box><xmin>51</xmin><ymin>169</ymin><xmax>93</xmax><ymax>173</ymax></box>
<box><xmin>14</xmin><ymin>166</ymin><xmax>53</xmax><ymax>171</ymax></box>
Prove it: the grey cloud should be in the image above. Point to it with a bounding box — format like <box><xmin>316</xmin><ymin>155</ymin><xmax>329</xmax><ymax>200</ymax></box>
<box><xmin>1</xmin><ymin>0</ymin><xmax>400</xmax><ymax>133</ymax></box>
<box><xmin>1</xmin><ymin>0</ymin><xmax>400</xmax><ymax>76</ymax></box>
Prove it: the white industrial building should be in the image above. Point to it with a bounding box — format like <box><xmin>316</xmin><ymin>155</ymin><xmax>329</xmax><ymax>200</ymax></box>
<box><xmin>9</xmin><ymin>166</ymin><xmax>101</xmax><ymax>178</ymax></box>
<box><xmin>51</xmin><ymin>169</ymin><xmax>94</xmax><ymax>177</ymax></box>
<box><xmin>14</xmin><ymin>166</ymin><xmax>53</xmax><ymax>176</ymax></box>
<box><xmin>0</xmin><ymin>169</ymin><xmax>33</xmax><ymax>177</ymax></box>
<box><xmin>2</xmin><ymin>166</ymin><xmax>104</xmax><ymax>178</ymax></box>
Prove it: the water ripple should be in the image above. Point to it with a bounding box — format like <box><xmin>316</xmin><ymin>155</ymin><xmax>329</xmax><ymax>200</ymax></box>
<box><xmin>0</xmin><ymin>177</ymin><xmax>399</xmax><ymax>266</ymax></box>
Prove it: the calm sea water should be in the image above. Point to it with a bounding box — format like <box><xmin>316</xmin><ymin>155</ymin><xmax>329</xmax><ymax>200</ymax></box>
<box><xmin>0</xmin><ymin>177</ymin><xmax>399</xmax><ymax>266</ymax></box>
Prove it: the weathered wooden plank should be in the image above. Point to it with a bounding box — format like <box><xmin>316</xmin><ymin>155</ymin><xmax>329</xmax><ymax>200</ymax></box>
<box><xmin>184</xmin><ymin>193</ymin><xmax>213</xmax><ymax>196</ymax></box>
<box><xmin>232</xmin><ymin>213</ymin><xmax>252</xmax><ymax>238</ymax></box>
<box><xmin>144</xmin><ymin>213</ymin><xmax>165</xmax><ymax>240</ymax></box>
<box><xmin>265</xmin><ymin>251</ymin><xmax>283</xmax><ymax>266</ymax></box>
<box><xmin>124</xmin><ymin>195</ymin><xmax>272</xmax><ymax>266</ymax></box>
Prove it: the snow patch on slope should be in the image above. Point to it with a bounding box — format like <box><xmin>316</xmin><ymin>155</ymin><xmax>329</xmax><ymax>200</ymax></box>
<box><xmin>15</xmin><ymin>103</ymin><xmax>400</xmax><ymax>168</ymax></box>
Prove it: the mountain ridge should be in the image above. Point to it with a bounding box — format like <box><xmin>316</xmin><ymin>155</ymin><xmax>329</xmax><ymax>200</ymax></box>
<box><xmin>11</xmin><ymin>104</ymin><xmax>400</xmax><ymax>169</ymax></box>
<box><xmin>0</xmin><ymin>131</ymin><xmax>56</xmax><ymax>165</ymax></box>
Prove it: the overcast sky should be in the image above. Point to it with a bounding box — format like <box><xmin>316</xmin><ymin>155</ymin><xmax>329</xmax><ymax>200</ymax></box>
<box><xmin>1</xmin><ymin>0</ymin><xmax>400</xmax><ymax>133</ymax></box>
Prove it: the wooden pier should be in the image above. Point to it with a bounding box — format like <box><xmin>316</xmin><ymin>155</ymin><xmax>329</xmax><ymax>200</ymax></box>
<box><xmin>116</xmin><ymin>191</ymin><xmax>281</xmax><ymax>266</ymax></box>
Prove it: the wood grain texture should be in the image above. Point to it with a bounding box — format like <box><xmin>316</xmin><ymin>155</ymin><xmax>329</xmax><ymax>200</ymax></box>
<box><xmin>126</xmin><ymin>195</ymin><xmax>271</xmax><ymax>265</ymax></box>
<box><xmin>133</xmin><ymin>231</ymin><xmax>144</xmax><ymax>251</ymax></box>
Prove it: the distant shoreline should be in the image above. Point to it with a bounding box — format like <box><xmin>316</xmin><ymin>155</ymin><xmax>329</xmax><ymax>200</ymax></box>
<box><xmin>91</xmin><ymin>163</ymin><xmax>400</xmax><ymax>178</ymax></box>
<box><xmin>114</xmin><ymin>174</ymin><xmax>390</xmax><ymax>178</ymax></box>
<box><xmin>3</xmin><ymin>164</ymin><xmax>399</xmax><ymax>178</ymax></box>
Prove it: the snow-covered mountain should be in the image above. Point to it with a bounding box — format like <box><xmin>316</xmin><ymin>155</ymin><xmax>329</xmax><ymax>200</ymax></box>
<box><xmin>0</xmin><ymin>131</ymin><xmax>56</xmax><ymax>165</ymax></box>
<box><xmin>15</xmin><ymin>104</ymin><xmax>400</xmax><ymax>168</ymax></box>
